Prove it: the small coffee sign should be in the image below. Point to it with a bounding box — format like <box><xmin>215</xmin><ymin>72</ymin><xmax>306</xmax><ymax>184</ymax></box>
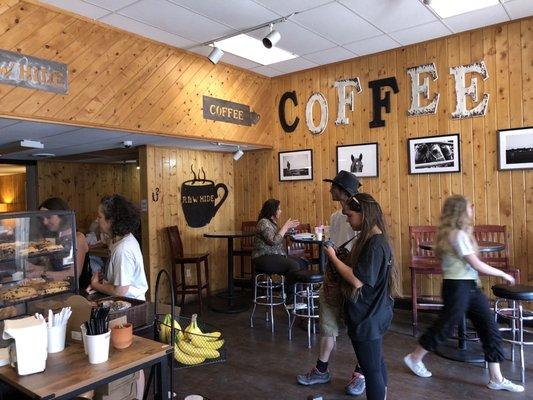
<box><xmin>203</xmin><ymin>95</ymin><xmax>260</xmax><ymax>126</ymax></box>
<box><xmin>181</xmin><ymin>167</ymin><xmax>228</xmax><ymax>228</ymax></box>
<box><xmin>0</xmin><ymin>49</ymin><xmax>68</xmax><ymax>94</ymax></box>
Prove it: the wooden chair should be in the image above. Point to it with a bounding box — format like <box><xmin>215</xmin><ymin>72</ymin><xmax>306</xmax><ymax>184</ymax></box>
<box><xmin>409</xmin><ymin>226</ymin><xmax>442</xmax><ymax>336</ymax></box>
<box><xmin>234</xmin><ymin>220</ymin><xmax>256</xmax><ymax>289</ymax></box>
<box><xmin>165</xmin><ymin>226</ymin><xmax>210</xmax><ymax>312</ymax></box>
<box><xmin>287</xmin><ymin>223</ymin><xmax>314</xmax><ymax>260</ymax></box>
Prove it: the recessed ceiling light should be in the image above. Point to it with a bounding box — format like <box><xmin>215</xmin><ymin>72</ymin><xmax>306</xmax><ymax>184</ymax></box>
<box><xmin>427</xmin><ymin>0</ymin><xmax>500</xmax><ymax>18</ymax></box>
<box><xmin>211</xmin><ymin>34</ymin><xmax>297</xmax><ymax>65</ymax></box>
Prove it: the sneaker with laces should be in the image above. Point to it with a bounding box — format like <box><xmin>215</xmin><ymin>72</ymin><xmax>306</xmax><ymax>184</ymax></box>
<box><xmin>345</xmin><ymin>372</ymin><xmax>366</xmax><ymax>396</ymax></box>
<box><xmin>297</xmin><ymin>367</ymin><xmax>331</xmax><ymax>386</ymax></box>
<box><xmin>403</xmin><ymin>354</ymin><xmax>432</xmax><ymax>378</ymax></box>
<box><xmin>487</xmin><ymin>378</ymin><xmax>524</xmax><ymax>392</ymax></box>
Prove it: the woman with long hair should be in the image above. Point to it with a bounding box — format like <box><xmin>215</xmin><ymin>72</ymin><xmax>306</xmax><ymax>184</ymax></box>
<box><xmin>325</xmin><ymin>192</ymin><xmax>398</xmax><ymax>400</ymax></box>
<box><xmin>403</xmin><ymin>195</ymin><xmax>523</xmax><ymax>393</ymax></box>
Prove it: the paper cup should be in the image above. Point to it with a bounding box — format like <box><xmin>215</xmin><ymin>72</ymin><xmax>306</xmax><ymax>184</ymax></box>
<box><xmin>47</xmin><ymin>324</ymin><xmax>67</xmax><ymax>353</ymax></box>
<box><xmin>80</xmin><ymin>325</ymin><xmax>88</xmax><ymax>354</ymax></box>
<box><xmin>85</xmin><ymin>330</ymin><xmax>111</xmax><ymax>364</ymax></box>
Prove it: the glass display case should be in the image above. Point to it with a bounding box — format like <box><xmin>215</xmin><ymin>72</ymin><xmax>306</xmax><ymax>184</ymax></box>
<box><xmin>0</xmin><ymin>210</ymin><xmax>78</xmax><ymax>320</ymax></box>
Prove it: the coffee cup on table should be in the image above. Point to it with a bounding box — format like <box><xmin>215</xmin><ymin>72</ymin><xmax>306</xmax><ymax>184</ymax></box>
<box><xmin>314</xmin><ymin>227</ymin><xmax>323</xmax><ymax>241</ymax></box>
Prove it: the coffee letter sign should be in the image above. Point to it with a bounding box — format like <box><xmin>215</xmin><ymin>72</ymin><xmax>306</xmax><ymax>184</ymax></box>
<box><xmin>181</xmin><ymin>166</ymin><xmax>228</xmax><ymax>228</ymax></box>
<box><xmin>0</xmin><ymin>49</ymin><xmax>68</xmax><ymax>94</ymax></box>
<box><xmin>368</xmin><ymin>77</ymin><xmax>399</xmax><ymax>128</ymax></box>
<box><xmin>305</xmin><ymin>92</ymin><xmax>328</xmax><ymax>135</ymax></box>
<box><xmin>334</xmin><ymin>78</ymin><xmax>362</xmax><ymax>125</ymax></box>
<box><xmin>407</xmin><ymin>63</ymin><xmax>439</xmax><ymax>116</ymax></box>
<box><xmin>279</xmin><ymin>91</ymin><xmax>299</xmax><ymax>133</ymax></box>
<box><xmin>450</xmin><ymin>60</ymin><xmax>489</xmax><ymax>119</ymax></box>
<box><xmin>203</xmin><ymin>96</ymin><xmax>260</xmax><ymax>126</ymax></box>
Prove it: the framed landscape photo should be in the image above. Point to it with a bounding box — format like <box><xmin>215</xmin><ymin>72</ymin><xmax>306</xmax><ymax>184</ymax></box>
<box><xmin>497</xmin><ymin>126</ymin><xmax>533</xmax><ymax>171</ymax></box>
<box><xmin>408</xmin><ymin>133</ymin><xmax>460</xmax><ymax>174</ymax></box>
<box><xmin>279</xmin><ymin>149</ymin><xmax>313</xmax><ymax>181</ymax></box>
<box><xmin>336</xmin><ymin>143</ymin><xmax>379</xmax><ymax>178</ymax></box>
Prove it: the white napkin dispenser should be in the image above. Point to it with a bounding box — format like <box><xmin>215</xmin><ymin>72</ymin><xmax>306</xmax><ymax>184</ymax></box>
<box><xmin>3</xmin><ymin>317</ymin><xmax>47</xmax><ymax>375</ymax></box>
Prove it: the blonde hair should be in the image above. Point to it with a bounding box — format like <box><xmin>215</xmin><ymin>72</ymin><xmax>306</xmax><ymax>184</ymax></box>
<box><xmin>434</xmin><ymin>195</ymin><xmax>478</xmax><ymax>258</ymax></box>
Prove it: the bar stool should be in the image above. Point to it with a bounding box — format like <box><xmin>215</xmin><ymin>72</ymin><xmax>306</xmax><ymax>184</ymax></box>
<box><xmin>250</xmin><ymin>262</ymin><xmax>290</xmax><ymax>333</ymax></box>
<box><xmin>289</xmin><ymin>269</ymin><xmax>324</xmax><ymax>348</ymax></box>
<box><xmin>492</xmin><ymin>284</ymin><xmax>533</xmax><ymax>384</ymax></box>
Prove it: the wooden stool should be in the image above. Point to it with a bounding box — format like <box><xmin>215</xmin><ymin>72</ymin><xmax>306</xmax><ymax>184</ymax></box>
<box><xmin>165</xmin><ymin>226</ymin><xmax>210</xmax><ymax>312</ymax></box>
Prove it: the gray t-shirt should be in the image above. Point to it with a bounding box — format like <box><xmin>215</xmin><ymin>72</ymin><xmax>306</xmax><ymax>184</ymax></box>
<box><xmin>442</xmin><ymin>230</ymin><xmax>478</xmax><ymax>280</ymax></box>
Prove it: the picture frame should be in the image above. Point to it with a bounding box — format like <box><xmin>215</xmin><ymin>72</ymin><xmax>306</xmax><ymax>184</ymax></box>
<box><xmin>497</xmin><ymin>126</ymin><xmax>533</xmax><ymax>171</ymax></box>
<box><xmin>408</xmin><ymin>133</ymin><xmax>460</xmax><ymax>175</ymax></box>
<box><xmin>336</xmin><ymin>143</ymin><xmax>379</xmax><ymax>178</ymax></box>
<box><xmin>278</xmin><ymin>149</ymin><xmax>313</xmax><ymax>181</ymax></box>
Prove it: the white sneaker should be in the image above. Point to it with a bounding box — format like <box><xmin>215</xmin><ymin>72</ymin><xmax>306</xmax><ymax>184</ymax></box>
<box><xmin>487</xmin><ymin>378</ymin><xmax>524</xmax><ymax>392</ymax></box>
<box><xmin>403</xmin><ymin>354</ymin><xmax>432</xmax><ymax>378</ymax></box>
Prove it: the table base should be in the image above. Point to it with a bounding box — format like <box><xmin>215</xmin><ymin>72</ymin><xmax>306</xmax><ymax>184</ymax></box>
<box><xmin>209</xmin><ymin>293</ymin><xmax>249</xmax><ymax>313</ymax></box>
<box><xmin>435</xmin><ymin>339</ymin><xmax>485</xmax><ymax>363</ymax></box>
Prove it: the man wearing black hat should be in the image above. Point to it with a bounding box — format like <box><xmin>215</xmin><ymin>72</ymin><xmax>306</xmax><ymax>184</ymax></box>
<box><xmin>297</xmin><ymin>171</ymin><xmax>366</xmax><ymax>397</ymax></box>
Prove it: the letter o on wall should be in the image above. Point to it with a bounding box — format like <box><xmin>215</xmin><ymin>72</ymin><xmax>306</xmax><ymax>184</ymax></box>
<box><xmin>305</xmin><ymin>92</ymin><xmax>328</xmax><ymax>134</ymax></box>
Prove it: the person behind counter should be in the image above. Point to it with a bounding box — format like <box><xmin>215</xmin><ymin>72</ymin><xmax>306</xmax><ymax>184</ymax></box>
<box><xmin>89</xmin><ymin>194</ymin><xmax>148</xmax><ymax>301</ymax></box>
<box><xmin>37</xmin><ymin>197</ymin><xmax>90</xmax><ymax>284</ymax></box>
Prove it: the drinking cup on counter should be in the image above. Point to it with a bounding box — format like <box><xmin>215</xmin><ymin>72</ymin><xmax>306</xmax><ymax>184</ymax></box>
<box><xmin>85</xmin><ymin>330</ymin><xmax>111</xmax><ymax>364</ymax></box>
<box><xmin>47</xmin><ymin>324</ymin><xmax>67</xmax><ymax>353</ymax></box>
<box><xmin>314</xmin><ymin>227</ymin><xmax>323</xmax><ymax>241</ymax></box>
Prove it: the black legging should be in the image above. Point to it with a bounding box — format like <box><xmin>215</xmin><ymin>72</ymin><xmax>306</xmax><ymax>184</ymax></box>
<box><xmin>351</xmin><ymin>337</ymin><xmax>387</xmax><ymax>400</ymax></box>
<box><xmin>252</xmin><ymin>254</ymin><xmax>307</xmax><ymax>297</ymax></box>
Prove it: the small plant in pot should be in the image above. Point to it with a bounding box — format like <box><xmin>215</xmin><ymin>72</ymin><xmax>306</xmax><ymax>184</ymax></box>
<box><xmin>111</xmin><ymin>323</ymin><xmax>133</xmax><ymax>349</ymax></box>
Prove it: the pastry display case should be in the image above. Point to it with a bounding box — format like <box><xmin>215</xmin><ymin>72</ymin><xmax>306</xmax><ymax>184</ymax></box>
<box><xmin>0</xmin><ymin>210</ymin><xmax>78</xmax><ymax>319</ymax></box>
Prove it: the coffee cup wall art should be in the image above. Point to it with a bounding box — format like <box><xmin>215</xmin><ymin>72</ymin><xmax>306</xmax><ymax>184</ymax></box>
<box><xmin>181</xmin><ymin>166</ymin><xmax>228</xmax><ymax>228</ymax></box>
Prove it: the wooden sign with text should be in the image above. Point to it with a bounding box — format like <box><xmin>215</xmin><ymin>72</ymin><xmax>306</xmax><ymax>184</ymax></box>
<box><xmin>203</xmin><ymin>95</ymin><xmax>260</xmax><ymax>126</ymax></box>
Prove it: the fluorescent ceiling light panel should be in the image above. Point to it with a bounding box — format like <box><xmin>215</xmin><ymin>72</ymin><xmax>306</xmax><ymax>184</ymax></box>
<box><xmin>428</xmin><ymin>0</ymin><xmax>500</xmax><ymax>18</ymax></box>
<box><xmin>212</xmin><ymin>34</ymin><xmax>297</xmax><ymax>65</ymax></box>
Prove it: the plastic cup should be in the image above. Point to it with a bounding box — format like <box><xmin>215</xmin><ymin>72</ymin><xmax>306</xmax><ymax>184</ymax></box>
<box><xmin>47</xmin><ymin>324</ymin><xmax>67</xmax><ymax>353</ymax></box>
<box><xmin>85</xmin><ymin>330</ymin><xmax>111</xmax><ymax>364</ymax></box>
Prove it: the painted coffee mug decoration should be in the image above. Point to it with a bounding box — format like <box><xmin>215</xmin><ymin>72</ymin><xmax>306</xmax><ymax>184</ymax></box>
<box><xmin>181</xmin><ymin>166</ymin><xmax>228</xmax><ymax>228</ymax></box>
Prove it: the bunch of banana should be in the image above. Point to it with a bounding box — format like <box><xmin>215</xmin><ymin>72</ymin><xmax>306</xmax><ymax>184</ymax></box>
<box><xmin>173</xmin><ymin>314</ymin><xmax>224</xmax><ymax>365</ymax></box>
<box><xmin>159</xmin><ymin>314</ymin><xmax>183</xmax><ymax>344</ymax></box>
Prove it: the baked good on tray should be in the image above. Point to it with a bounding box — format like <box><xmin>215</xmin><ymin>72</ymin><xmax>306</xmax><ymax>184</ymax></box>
<box><xmin>0</xmin><ymin>286</ymin><xmax>38</xmax><ymax>301</ymax></box>
<box><xmin>100</xmin><ymin>299</ymin><xmax>132</xmax><ymax>312</ymax></box>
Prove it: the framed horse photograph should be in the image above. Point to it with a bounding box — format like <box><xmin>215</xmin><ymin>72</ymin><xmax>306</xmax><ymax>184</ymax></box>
<box><xmin>497</xmin><ymin>126</ymin><xmax>533</xmax><ymax>171</ymax></box>
<box><xmin>336</xmin><ymin>143</ymin><xmax>379</xmax><ymax>178</ymax></box>
<box><xmin>278</xmin><ymin>149</ymin><xmax>313</xmax><ymax>181</ymax></box>
<box><xmin>408</xmin><ymin>133</ymin><xmax>460</xmax><ymax>175</ymax></box>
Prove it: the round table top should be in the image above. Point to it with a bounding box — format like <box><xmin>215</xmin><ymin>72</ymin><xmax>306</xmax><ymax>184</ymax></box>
<box><xmin>204</xmin><ymin>231</ymin><xmax>255</xmax><ymax>238</ymax></box>
<box><xmin>419</xmin><ymin>241</ymin><xmax>505</xmax><ymax>253</ymax></box>
<box><xmin>289</xmin><ymin>235</ymin><xmax>325</xmax><ymax>244</ymax></box>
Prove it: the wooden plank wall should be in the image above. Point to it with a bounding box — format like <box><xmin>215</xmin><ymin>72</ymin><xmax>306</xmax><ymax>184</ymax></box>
<box><xmin>0</xmin><ymin>173</ymin><xmax>25</xmax><ymax>211</ymax></box>
<box><xmin>36</xmin><ymin>161</ymin><xmax>140</xmax><ymax>231</ymax></box>
<box><xmin>141</xmin><ymin>146</ymin><xmax>235</xmax><ymax>301</ymax></box>
<box><xmin>235</xmin><ymin>18</ymin><xmax>533</xmax><ymax>298</ymax></box>
<box><xmin>0</xmin><ymin>0</ymin><xmax>273</xmax><ymax>147</ymax></box>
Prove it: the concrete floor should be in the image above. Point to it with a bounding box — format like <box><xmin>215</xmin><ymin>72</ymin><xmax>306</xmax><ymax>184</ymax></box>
<box><xmin>172</xmin><ymin>298</ymin><xmax>532</xmax><ymax>400</ymax></box>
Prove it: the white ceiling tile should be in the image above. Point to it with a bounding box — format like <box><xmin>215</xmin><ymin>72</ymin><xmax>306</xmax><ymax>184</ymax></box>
<box><xmin>83</xmin><ymin>0</ymin><xmax>138</xmax><ymax>12</ymax></box>
<box><xmin>503</xmin><ymin>0</ymin><xmax>533</xmax><ymax>19</ymax></box>
<box><xmin>213</xmin><ymin>52</ymin><xmax>262</xmax><ymax>70</ymax></box>
<box><xmin>343</xmin><ymin>34</ymin><xmax>400</xmax><ymax>57</ymax></box>
<box><xmin>0</xmin><ymin>121</ymin><xmax>77</xmax><ymax>142</ymax></box>
<box><xmin>99</xmin><ymin>13</ymin><xmax>196</xmax><ymax>48</ymax></box>
<box><xmin>293</xmin><ymin>2</ymin><xmax>381</xmax><ymax>45</ymax></box>
<box><xmin>118</xmin><ymin>0</ymin><xmax>235</xmax><ymax>42</ymax></box>
<box><xmin>0</xmin><ymin>119</ymin><xmax>19</xmax><ymax>129</ymax></box>
<box><xmin>444</xmin><ymin>5</ymin><xmax>510</xmax><ymax>33</ymax></box>
<box><xmin>302</xmin><ymin>46</ymin><xmax>357</xmax><ymax>64</ymax></box>
<box><xmin>389</xmin><ymin>20</ymin><xmax>452</xmax><ymax>46</ymax></box>
<box><xmin>252</xmin><ymin>0</ymin><xmax>333</xmax><ymax>16</ymax></box>
<box><xmin>249</xmin><ymin>20</ymin><xmax>337</xmax><ymax>55</ymax></box>
<box><xmin>339</xmin><ymin>0</ymin><xmax>437</xmax><ymax>33</ymax></box>
<box><xmin>249</xmin><ymin>65</ymin><xmax>284</xmax><ymax>77</ymax></box>
<box><xmin>39</xmin><ymin>0</ymin><xmax>110</xmax><ymax>19</ymax></box>
<box><xmin>167</xmin><ymin>0</ymin><xmax>279</xmax><ymax>30</ymax></box>
<box><xmin>268</xmin><ymin>57</ymin><xmax>317</xmax><ymax>74</ymax></box>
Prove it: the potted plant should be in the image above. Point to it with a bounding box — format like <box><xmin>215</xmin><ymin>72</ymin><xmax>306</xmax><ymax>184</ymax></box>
<box><xmin>110</xmin><ymin>323</ymin><xmax>133</xmax><ymax>349</ymax></box>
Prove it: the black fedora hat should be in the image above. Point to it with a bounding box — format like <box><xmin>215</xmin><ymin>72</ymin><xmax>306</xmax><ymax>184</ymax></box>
<box><xmin>323</xmin><ymin>170</ymin><xmax>361</xmax><ymax>196</ymax></box>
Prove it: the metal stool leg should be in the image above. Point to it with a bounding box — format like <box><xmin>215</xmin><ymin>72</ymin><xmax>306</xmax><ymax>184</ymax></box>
<box><xmin>250</xmin><ymin>274</ymin><xmax>258</xmax><ymax>327</ymax></box>
<box><xmin>519</xmin><ymin>304</ymin><xmax>525</xmax><ymax>383</ymax></box>
<box><xmin>306</xmin><ymin>284</ymin><xmax>312</xmax><ymax>349</ymax></box>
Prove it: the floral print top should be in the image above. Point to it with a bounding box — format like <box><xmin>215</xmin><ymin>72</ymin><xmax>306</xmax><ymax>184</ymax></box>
<box><xmin>252</xmin><ymin>218</ymin><xmax>286</xmax><ymax>258</ymax></box>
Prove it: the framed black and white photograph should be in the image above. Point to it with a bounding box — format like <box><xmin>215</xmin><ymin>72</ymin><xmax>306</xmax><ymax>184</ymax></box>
<box><xmin>497</xmin><ymin>126</ymin><xmax>533</xmax><ymax>171</ymax></box>
<box><xmin>408</xmin><ymin>133</ymin><xmax>460</xmax><ymax>174</ymax></box>
<box><xmin>336</xmin><ymin>143</ymin><xmax>379</xmax><ymax>178</ymax></box>
<box><xmin>279</xmin><ymin>149</ymin><xmax>313</xmax><ymax>181</ymax></box>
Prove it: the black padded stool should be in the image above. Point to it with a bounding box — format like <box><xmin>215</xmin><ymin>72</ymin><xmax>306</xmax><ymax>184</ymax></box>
<box><xmin>289</xmin><ymin>269</ymin><xmax>324</xmax><ymax>348</ymax></box>
<box><xmin>250</xmin><ymin>262</ymin><xmax>290</xmax><ymax>333</ymax></box>
<box><xmin>492</xmin><ymin>284</ymin><xmax>533</xmax><ymax>384</ymax></box>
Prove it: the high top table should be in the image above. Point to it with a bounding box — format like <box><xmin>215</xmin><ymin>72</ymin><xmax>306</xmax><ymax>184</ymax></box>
<box><xmin>0</xmin><ymin>335</ymin><xmax>172</xmax><ymax>400</ymax></box>
<box><xmin>289</xmin><ymin>235</ymin><xmax>327</xmax><ymax>273</ymax></box>
<box><xmin>204</xmin><ymin>231</ymin><xmax>254</xmax><ymax>314</ymax></box>
<box><xmin>418</xmin><ymin>240</ymin><xmax>505</xmax><ymax>363</ymax></box>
